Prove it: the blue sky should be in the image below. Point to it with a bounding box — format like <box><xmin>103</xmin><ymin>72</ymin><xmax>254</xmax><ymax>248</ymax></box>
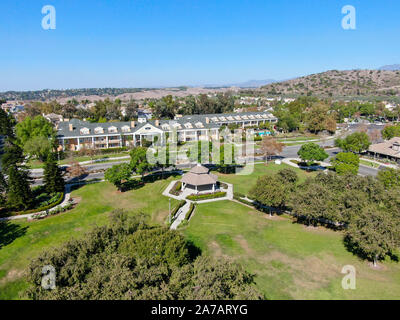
<box><xmin>0</xmin><ymin>0</ymin><xmax>399</xmax><ymax>91</ymax></box>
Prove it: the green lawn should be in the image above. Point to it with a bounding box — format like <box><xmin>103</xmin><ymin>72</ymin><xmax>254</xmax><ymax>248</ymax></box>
<box><xmin>27</xmin><ymin>152</ymin><xmax>130</xmax><ymax>169</ymax></box>
<box><xmin>184</xmin><ymin>201</ymin><xmax>400</xmax><ymax>300</ymax></box>
<box><xmin>276</xmin><ymin>136</ymin><xmax>319</xmax><ymax>142</ymax></box>
<box><xmin>214</xmin><ymin>163</ymin><xmax>315</xmax><ymax>195</ymax></box>
<box><xmin>2</xmin><ymin>162</ymin><xmax>399</xmax><ymax>300</ymax></box>
<box><xmin>0</xmin><ymin>178</ymin><xmax>179</xmax><ymax>299</ymax></box>
<box><xmin>359</xmin><ymin>159</ymin><xmax>380</xmax><ymax>169</ymax></box>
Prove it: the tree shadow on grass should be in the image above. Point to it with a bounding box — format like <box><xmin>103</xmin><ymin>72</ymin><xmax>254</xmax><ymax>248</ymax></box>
<box><xmin>343</xmin><ymin>235</ymin><xmax>400</xmax><ymax>264</ymax></box>
<box><xmin>0</xmin><ymin>221</ymin><xmax>28</xmax><ymax>250</ymax></box>
<box><xmin>186</xmin><ymin>240</ymin><xmax>202</xmax><ymax>262</ymax></box>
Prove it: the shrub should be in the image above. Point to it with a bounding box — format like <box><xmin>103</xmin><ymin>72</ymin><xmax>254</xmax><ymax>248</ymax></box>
<box><xmin>219</xmin><ymin>182</ymin><xmax>228</xmax><ymax>189</ymax></box>
<box><xmin>11</xmin><ymin>192</ymin><xmax>65</xmax><ymax>216</ymax></box>
<box><xmin>233</xmin><ymin>192</ymin><xmax>245</xmax><ymax>198</ymax></box>
<box><xmin>171</xmin><ymin>200</ymin><xmax>186</xmax><ymax>217</ymax></box>
<box><xmin>186</xmin><ymin>192</ymin><xmax>226</xmax><ymax>201</ymax></box>
<box><xmin>170</xmin><ymin>181</ymin><xmax>182</xmax><ymax>196</ymax></box>
<box><xmin>186</xmin><ymin>203</ymin><xmax>196</xmax><ymax>220</ymax></box>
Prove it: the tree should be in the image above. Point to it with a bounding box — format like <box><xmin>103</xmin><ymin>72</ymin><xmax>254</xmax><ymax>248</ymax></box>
<box><xmin>260</xmin><ymin>137</ymin><xmax>283</xmax><ymax>162</ymax></box>
<box><xmin>249</xmin><ymin>169</ymin><xmax>298</xmax><ymax>215</ymax></box>
<box><xmin>382</xmin><ymin>124</ymin><xmax>400</xmax><ymax>140</ymax></box>
<box><xmin>331</xmin><ymin>152</ymin><xmax>359</xmax><ymax>175</ymax></box>
<box><xmin>104</xmin><ymin>163</ymin><xmax>132</xmax><ymax>191</ymax></box>
<box><xmin>0</xmin><ymin>171</ymin><xmax>7</xmax><ymax>207</ymax></box>
<box><xmin>130</xmin><ymin>147</ymin><xmax>154</xmax><ymax>180</ymax></box>
<box><xmin>276</xmin><ymin>168</ymin><xmax>298</xmax><ymax>187</ymax></box>
<box><xmin>297</xmin><ymin>142</ymin><xmax>328</xmax><ymax>164</ymax></box>
<box><xmin>305</xmin><ymin>102</ymin><xmax>331</xmax><ymax>133</ymax></box>
<box><xmin>368</xmin><ymin>129</ymin><xmax>381</xmax><ymax>144</ymax></box>
<box><xmin>6</xmin><ymin>164</ymin><xmax>33</xmax><ymax>210</ymax></box>
<box><xmin>335</xmin><ymin>132</ymin><xmax>371</xmax><ymax>153</ymax></box>
<box><xmin>66</xmin><ymin>161</ymin><xmax>88</xmax><ymax>178</ymax></box>
<box><xmin>23</xmin><ymin>135</ymin><xmax>53</xmax><ymax>162</ymax></box>
<box><xmin>15</xmin><ymin>115</ymin><xmax>56</xmax><ymax>148</ymax></box>
<box><xmin>124</xmin><ymin>100</ymin><xmax>138</xmax><ymax>120</ymax></box>
<box><xmin>345</xmin><ymin>205</ymin><xmax>400</xmax><ymax>267</ymax></box>
<box><xmin>25</xmin><ymin>211</ymin><xmax>262</xmax><ymax>300</ymax></box>
<box><xmin>43</xmin><ymin>153</ymin><xmax>65</xmax><ymax>193</ymax></box>
<box><xmin>1</xmin><ymin>115</ymin><xmax>33</xmax><ymax>210</ymax></box>
<box><xmin>377</xmin><ymin>168</ymin><xmax>400</xmax><ymax>190</ymax></box>
<box><xmin>288</xmin><ymin>180</ymin><xmax>338</xmax><ymax>226</ymax></box>
<box><xmin>0</xmin><ymin>108</ymin><xmax>15</xmax><ymax>137</ymax></box>
<box><xmin>78</xmin><ymin>147</ymin><xmax>98</xmax><ymax>163</ymax></box>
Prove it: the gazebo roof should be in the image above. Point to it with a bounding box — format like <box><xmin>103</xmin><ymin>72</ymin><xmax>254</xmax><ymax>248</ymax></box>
<box><xmin>181</xmin><ymin>164</ymin><xmax>218</xmax><ymax>186</ymax></box>
<box><xmin>189</xmin><ymin>164</ymin><xmax>210</xmax><ymax>174</ymax></box>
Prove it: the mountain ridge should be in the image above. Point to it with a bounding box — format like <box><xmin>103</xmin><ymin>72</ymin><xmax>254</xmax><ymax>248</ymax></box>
<box><xmin>260</xmin><ymin>69</ymin><xmax>400</xmax><ymax>97</ymax></box>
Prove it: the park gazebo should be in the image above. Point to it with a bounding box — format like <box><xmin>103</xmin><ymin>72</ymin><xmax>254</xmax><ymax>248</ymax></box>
<box><xmin>181</xmin><ymin>164</ymin><xmax>218</xmax><ymax>194</ymax></box>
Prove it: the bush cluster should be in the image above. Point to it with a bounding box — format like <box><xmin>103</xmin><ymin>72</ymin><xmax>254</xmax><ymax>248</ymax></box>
<box><xmin>186</xmin><ymin>192</ymin><xmax>226</xmax><ymax>201</ymax></box>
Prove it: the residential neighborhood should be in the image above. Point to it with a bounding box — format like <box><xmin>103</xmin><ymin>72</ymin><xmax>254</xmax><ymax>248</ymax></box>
<box><xmin>1</xmin><ymin>0</ymin><xmax>400</xmax><ymax>314</ymax></box>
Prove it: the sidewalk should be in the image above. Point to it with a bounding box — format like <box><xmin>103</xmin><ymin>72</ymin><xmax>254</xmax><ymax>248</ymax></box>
<box><xmin>170</xmin><ymin>201</ymin><xmax>191</xmax><ymax>230</ymax></box>
<box><xmin>30</xmin><ymin>156</ymin><xmax>131</xmax><ymax>173</ymax></box>
<box><xmin>360</xmin><ymin>157</ymin><xmax>398</xmax><ymax>169</ymax></box>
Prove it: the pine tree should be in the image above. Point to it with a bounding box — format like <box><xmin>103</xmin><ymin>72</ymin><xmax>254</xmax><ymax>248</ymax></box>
<box><xmin>1</xmin><ymin>112</ymin><xmax>33</xmax><ymax>210</ymax></box>
<box><xmin>6</xmin><ymin>164</ymin><xmax>33</xmax><ymax>210</ymax></box>
<box><xmin>0</xmin><ymin>171</ymin><xmax>7</xmax><ymax>207</ymax></box>
<box><xmin>43</xmin><ymin>152</ymin><xmax>65</xmax><ymax>193</ymax></box>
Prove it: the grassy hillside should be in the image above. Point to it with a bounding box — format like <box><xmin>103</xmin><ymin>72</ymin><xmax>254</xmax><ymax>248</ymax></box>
<box><xmin>261</xmin><ymin>69</ymin><xmax>400</xmax><ymax>97</ymax></box>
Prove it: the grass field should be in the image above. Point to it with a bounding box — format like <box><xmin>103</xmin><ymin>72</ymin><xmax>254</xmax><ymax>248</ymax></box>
<box><xmin>183</xmin><ymin>201</ymin><xmax>400</xmax><ymax>300</ymax></box>
<box><xmin>214</xmin><ymin>163</ymin><xmax>315</xmax><ymax>195</ymax></box>
<box><xmin>27</xmin><ymin>152</ymin><xmax>130</xmax><ymax>169</ymax></box>
<box><xmin>1</xmin><ymin>162</ymin><xmax>399</xmax><ymax>300</ymax></box>
<box><xmin>0</xmin><ymin>178</ymin><xmax>179</xmax><ymax>299</ymax></box>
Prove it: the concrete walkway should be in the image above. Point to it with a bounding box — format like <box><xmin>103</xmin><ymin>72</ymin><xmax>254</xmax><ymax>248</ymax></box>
<box><xmin>360</xmin><ymin>157</ymin><xmax>398</xmax><ymax>169</ymax></box>
<box><xmin>164</xmin><ymin>179</ymin><xmax>234</xmax><ymax>229</ymax></box>
<box><xmin>170</xmin><ymin>201</ymin><xmax>191</xmax><ymax>230</ymax></box>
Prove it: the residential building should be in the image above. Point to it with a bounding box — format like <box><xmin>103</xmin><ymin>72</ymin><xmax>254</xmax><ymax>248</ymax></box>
<box><xmin>368</xmin><ymin>137</ymin><xmax>400</xmax><ymax>163</ymax></box>
<box><xmin>56</xmin><ymin>111</ymin><xmax>277</xmax><ymax>151</ymax></box>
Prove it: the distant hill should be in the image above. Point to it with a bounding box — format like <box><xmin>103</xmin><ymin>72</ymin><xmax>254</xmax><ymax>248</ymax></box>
<box><xmin>378</xmin><ymin>64</ymin><xmax>400</xmax><ymax>71</ymax></box>
<box><xmin>260</xmin><ymin>69</ymin><xmax>400</xmax><ymax>97</ymax></box>
<box><xmin>203</xmin><ymin>79</ymin><xmax>276</xmax><ymax>88</ymax></box>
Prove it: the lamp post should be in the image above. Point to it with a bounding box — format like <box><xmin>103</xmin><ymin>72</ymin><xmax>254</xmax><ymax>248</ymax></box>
<box><xmin>169</xmin><ymin>198</ymin><xmax>171</xmax><ymax>224</ymax></box>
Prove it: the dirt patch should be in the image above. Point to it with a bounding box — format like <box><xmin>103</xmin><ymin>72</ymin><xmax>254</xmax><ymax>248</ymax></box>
<box><xmin>72</xmin><ymin>196</ymin><xmax>82</xmax><ymax>205</ymax></box>
<box><xmin>367</xmin><ymin>261</ymin><xmax>388</xmax><ymax>271</ymax></box>
<box><xmin>259</xmin><ymin>251</ymin><xmax>340</xmax><ymax>292</ymax></box>
<box><xmin>234</xmin><ymin>235</ymin><xmax>255</xmax><ymax>255</ymax></box>
<box><xmin>208</xmin><ymin>241</ymin><xmax>223</xmax><ymax>257</ymax></box>
<box><xmin>0</xmin><ymin>269</ymin><xmax>25</xmax><ymax>285</ymax></box>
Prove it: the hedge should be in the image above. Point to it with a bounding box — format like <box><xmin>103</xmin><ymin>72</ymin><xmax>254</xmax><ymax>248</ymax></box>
<box><xmin>233</xmin><ymin>192</ymin><xmax>245</xmax><ymax>198</ymax></box>
<box><xmin>32</xmin><ymin>202</ymin><xmax>74</xmax><ymax>220</ymax></box>
<box><xmin>171</xmin><ymin>200</ymin><xmax>186</xmax><ymax>217</ymax></box>
<box><xmin>186</xmin><ymin>192</ymin><xmax>226</xmax><ymax>201</ymax></box>
<box><xmin>10</xmin><ymin>192</ymin><xmax>65</xmax><ymax>216</ymax></box>
<box><xmin>186</xmin><ymin>203</ymin><xmax>196</xmax><ymax>221</ymax></box>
